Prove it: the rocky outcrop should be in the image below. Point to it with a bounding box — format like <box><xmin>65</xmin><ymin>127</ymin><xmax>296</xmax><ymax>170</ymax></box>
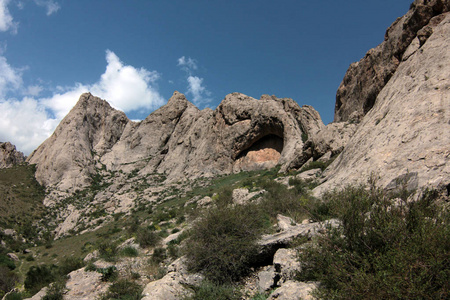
<box><xmin>29</xmin><ymin>91</ymin><xmax>324</xmax><ymax>191</ymax></box>
<box><xmin>335</xmin><ymin>0</ymin><xmax>450</xmax><ymax>122</ymax></box>
<box><xmin>27</xmin><ymin>93</ymin><xmax>129</xmax><ymax>190</ymax></box>
<box><xmin>316</xmin><ymin>11</ymin><xmax>450</xmax><ymax>194</ymax></box>
<box><xmin>141</xmin><ymin>257</ymin><xmax>202</xmax><ymax>300</ymax></box>
<box><xmin>0</xmin><ymin>142</ymin><xmax>25</xmax><ymax>168</ymax></box>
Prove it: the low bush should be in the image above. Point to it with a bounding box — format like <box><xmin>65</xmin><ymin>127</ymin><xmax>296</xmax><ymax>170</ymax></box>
<box><xmin>24</xmin><ymin>265</ymin><xmax>58</xmax><ymax>294</ymax></box>
<box><xmin>298</xmin><ymin>185</ymin><xmax>450</xmax><ymax>299</ymax></box>
<box><xmin>59</xmin><ymin>256</ymin><xmax>84</xmax><ymax>275</ymax></box>
<box><xmin>184</xmin><ymin>202</ymin><xmax>266</xmax><ymax>284</ymax></box>
<box><xmin>135</xmin><ymin>227</ymin><xmax>160</xmax><ymax>248</ymax></box>
<box><xmin>120</xmin><ymin>246</ymin><xmax>139</xmax><ymax>257</ymax></box>
<box><xmin>100</xmin><ymin>279</ymin><xmax>142</xmax><ymax>300</ymax></box>
<box><xmin>150</xmin><ymin>247</ymin><xmax>166</xmax><ymax>265</ymax></box>
<box><xmin>184</xmin><ymin>281</ymin><xmax>241</xmax><ymax>300</ymax></box>
<box><xmin>98</xmin><ymin>242</ymin><xmax>118</xmax><ymax>262</ymax></box>
<box><xmin>42</xmin><ymin>280</ymin><xmax>66</xmax><ymax>300</ymax></box>
<box><xmin>97</xmin><ymin>266</ymin><xmax>118</xmax><ymax>282</ymax></box>
<box><xmin>0</xmin><ymin>266</ymin><xmax>19</xmax><ymax>296</ymax></box>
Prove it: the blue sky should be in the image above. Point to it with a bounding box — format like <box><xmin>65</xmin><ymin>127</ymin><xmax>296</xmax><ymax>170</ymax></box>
<box><xmin>0</xmin><ymin>0</ymin><xmax>412</xmax><ymax>154</ymax></box>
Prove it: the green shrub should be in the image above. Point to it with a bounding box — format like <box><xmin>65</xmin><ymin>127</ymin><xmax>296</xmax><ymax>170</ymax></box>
<box><xmin>24</xmin><ymin>265</ymin><xmax>57</xmax><ymax>294</ymax></box>
<box><xmin>100</xmin><ymin>279</ymin><xmax>142</xmax><ymax>300</ymax></box>
<box><xmin>4</xmin><ymin>292</ymin><xmax>23</xmax><ymax>300</ymax></box>
<box><xmin>120</xmin><ymin>246</ymin><xmax>139</xmax><ymax>257</ymax></box>
<box><xmin>42</xmin><ymin>280</ymin><xmax>65</xmax><ymax>300</ymax></box>
<box><xmin>298</xmin><ymin>186</ymin><xmax>450</xmax><ymax>299</ymax></box>
<box><xmin>184</xmin><ymin>281</ymin><xmax>241</xmax><ymax>300</ymax></box>
<box><xmin>84</xmin><ymin>261</ymin><xmax>97</xmax><ymax>272</ymax></box>
<box><xmin>59</xmin><ymin>257</ymin><xmax>84</xmax><ymax>275</ymax></box>
<box><xmin>150</xmin><ymin>247</ymin><xmax>166</xmax><ymax>265</ymax></box>
<box><xmin>0</xmin><ymin>255</ymin><xmax>16</xmax><ymax>270</ymax></box>
<box><xmin>184</xmin><ymin>203</ymin><xmax>266</xmax><ymax>284</ymax></box>
<box><xmin>135</xmin><ymin>227</ymin><xmax>160</xmax><ymax>248</ymax></box>
<box><xmin>97</xmin><ymin>266</ymin><xmax>118</xmax><ymax>282</ymax></box>
<box><xmin>98</xmin><ymin>242</ymin><xmax>118</xmax><ymax>262</ymax></box>
<box><xmin>0</xmin><ymin>266</ymin><xmax>19</xmax><ymax>295</ymax></box>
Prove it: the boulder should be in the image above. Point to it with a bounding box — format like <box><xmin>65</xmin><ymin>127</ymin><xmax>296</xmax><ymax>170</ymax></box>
<box><xmin>273</xmin><ymin>248</ymin><xmax>301</xmax><ymax>283</ymax></box>
<box><xmin>268</xmin><ymin>280</ymin><xmax>317</xmax><ymax>300</ymax></box>
<box><xmin>141</xmin><ymin>257</ymin><xmax>203</xmax><ymax>300</ymax></box>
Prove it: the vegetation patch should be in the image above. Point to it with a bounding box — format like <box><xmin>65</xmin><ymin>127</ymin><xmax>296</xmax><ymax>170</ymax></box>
<box><xmin>298</xmin><ymin>184</ymin><xmax>450</xmax><ymax>299</ymax></box>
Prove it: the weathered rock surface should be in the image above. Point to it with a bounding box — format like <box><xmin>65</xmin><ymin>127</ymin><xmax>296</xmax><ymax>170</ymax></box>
<box><xmin>64</xmin><ymin>268</ymin><xmax>110</xmax><ymax>300</ymax></box>
<box><xmin>304</xmin><ymin>122</ymin><xmax>358</xmax><ymax>160</ymax></box>
<box><xmin>268</xmin><ymin>281</ymin><xmax>317</xmax><ymax>300</ymax></box>
<box><xmin>27</xmin><ymin>93</ymin><xmax>129</xmax><ymax>190</ymax></box>
<box><xmin>0</xmin><ymin>142</ymin><xmax>25</xmax><ymax>168</ymax></box>
<box><xmin>335</xmin><ymin>0</ymin><xmax>450</xmax><ymax>122</ymax></box>
<box><xmin>141</xmin><ymin>257</ymin><xmax>202</xmax><ymax>300</ymax></box>
<box><xmin>316</xmin><ymin>11</ymin><xmax>450</xmax><ymax>194</ymax></box>
<box><xmin>28</xmin><ymin>91</ymin><xmax>324</xmax><ymax>192</ymax></box>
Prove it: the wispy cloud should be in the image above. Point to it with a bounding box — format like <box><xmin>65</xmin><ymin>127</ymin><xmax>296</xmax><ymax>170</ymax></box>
<box><xmin>177</xmin><ymin>56</ymin><xmax>211</xmax><ymax>107</ymax></box>
<box><xmin>177</xmin><ymin>56</ymin><xmax>198</xmax><ymax>74</ymax></box>
<box><xmin>34</xmin><ymin>0</ymin><xmax>60</xmax><ymax>16</ymax></box>
<box><xmin>0</xmin><ymin>0</ymin><xmax>18</xmax><ymax>33</ymax></box>
<box><xmin>0</xmin><ymin>55</ymin><xmax>23</xmax><ymax>97</ymax></box>
<box><xmin>0</xmin><ymin>50</ymin><xmax>165</xmax><ymax>154</ymax></box>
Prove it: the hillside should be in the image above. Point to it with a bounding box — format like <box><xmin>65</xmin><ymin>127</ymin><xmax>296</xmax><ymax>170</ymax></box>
<box><xmin>0</xmin><ymin>0</ymin><xmax>449</xmax><ymax>299</ymax></box>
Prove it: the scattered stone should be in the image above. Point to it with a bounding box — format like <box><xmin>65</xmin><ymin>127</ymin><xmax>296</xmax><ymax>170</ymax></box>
<box><xmin>6</xmin><ymin>253</ymin><xmax>19</xmax><ymax>262</ymax></box>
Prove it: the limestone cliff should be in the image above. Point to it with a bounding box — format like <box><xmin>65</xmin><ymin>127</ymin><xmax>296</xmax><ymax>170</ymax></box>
<box><xmin>335</xmin><ymin>0</ymin><xmax>450</xmax><ymax>122</ymax></box>
<box><xmin>316</xmin><ymin>11</ymin><xmax>450</xmax><ymax>194</ymax></box>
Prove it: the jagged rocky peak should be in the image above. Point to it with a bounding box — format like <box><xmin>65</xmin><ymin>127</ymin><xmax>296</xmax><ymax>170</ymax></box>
<box><xmin>334</xmin><ymin>0</ymin><xmax>450</xmax><ymax>122</ymax></box>
<box><xmin>27</xmin><ymin>93</ymin><xmax>130</xmax><ymax>190</ymax></box>
<box><xmin>0</xmin><ymin>142</ymin><xmax>26</xmax><ymax>168</ymax></box>
<box><xmin>29</xmin><ymin>91</ymin><xmax>325</xmax><ymax>192</ymax></box>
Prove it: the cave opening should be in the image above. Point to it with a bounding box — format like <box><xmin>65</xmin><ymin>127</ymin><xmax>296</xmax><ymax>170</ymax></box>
<box><xmin>234</xmin><ymin>134</ymin><xmax>284</xmax><ymax>172</ymax></box>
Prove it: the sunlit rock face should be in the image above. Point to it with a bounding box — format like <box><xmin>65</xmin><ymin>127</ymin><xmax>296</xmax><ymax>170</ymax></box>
<box><xmin>28</xmin><ymin>91</ymin><xmax>324</xmax><ymax>191</ymax></box>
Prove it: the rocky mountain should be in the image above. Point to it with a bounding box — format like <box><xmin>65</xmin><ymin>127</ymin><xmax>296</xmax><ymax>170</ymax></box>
<box><xmin>0</xmin><ymin>142</ymin><xmax>26</xmax><ymax>168</ymax></box>
<box><xmin>315</xmin><ymin>2</ymin><xmax>450</xmax><ymax>194</ymax></box>
<box><xmin>1</xmin><ymin>1</ymin><xmax>450</xmax><ymax>300</ymax></box>
<box><xmin>335</xmin><ymin>0</ymin><xmax>450</xmax><ymax>122</ymax></box>
<box><xmin>28</xmin><ymin>92</ymin><xmax>325</xmax><ymax>192</ymax></box>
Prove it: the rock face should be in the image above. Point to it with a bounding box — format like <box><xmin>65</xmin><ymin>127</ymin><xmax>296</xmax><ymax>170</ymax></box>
<box><xmin>316</xmin><ymin>11</ymin><xmax>450</xmax><ymax>194</ymax></box>
<box><xmin>335</xmin><ymin>0</ymin><xmax>450</xmax><ymax>122</ymax></box>
<box><xmin>27</xmin><ymin>93</ymin><xmax>129</xmax><ymax>191</ymax></box>
<box><xmin>0</xmin><ymin>142</ymin><xmax>25</xmax><ymax>168</ymax></box>
<box><xmin>28</xmin><ymin>92</ymin><xmax>324</xmax><ymax>191</ymax></box>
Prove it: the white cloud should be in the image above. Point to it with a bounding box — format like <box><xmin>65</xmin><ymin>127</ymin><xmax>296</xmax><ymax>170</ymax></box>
<box><xmin>0</xmin><ymin>97</ymin><xmax>58</xmax><ymax>155</ymax></box>
<box><xmin>187</xmin><ymin>75</ymin><xmax>211</xmax><ymax>106</ymax></box>
<box><xmin>0</xmin><ymin>0</ymin><xmax>18</xmax><ymax>33</ymax></box>
<box><xmin>0</xmin><ymin>55</ymin><xmax>23</xmax><ymax>97</ymax></box>
<box><xmin>91</xmin><ymin>50</ymin><xmax>164</xmax><ymax>112</ymax></box>
<box><xmin>0</xmin><ymin>50</ymin><xmax>165</xmax><ymax>155</ymax></box>
<box><xmin>177</xmin><ymin>56</ymin><xmax>197</xmax><ymax>74</ymax></box>
<box><xmin>177</xmin><ymin>56</ymin><xmax>211</xmax><ymax>106</ymax></box>
<box><xmin>34</xmin><ymin>0</ymin><xmax>60</xmax><ymax>16</ymax></box>
<box><xmin>25</xmin><ymin>84</ymin><xmax>44</xmax><ymax>96</ymax></box>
